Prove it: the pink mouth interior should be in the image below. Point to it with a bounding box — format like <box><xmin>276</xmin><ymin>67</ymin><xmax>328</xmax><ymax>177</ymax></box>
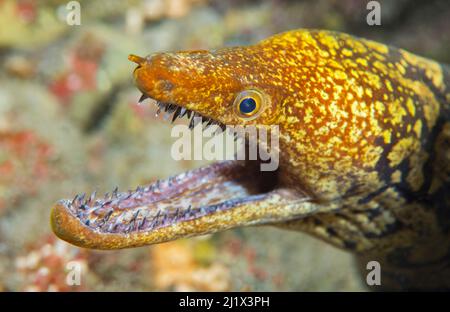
<box><xmin>60</xmin><ymin>160</ymin><xmax>278</xmax><ymax>234</ymax></box>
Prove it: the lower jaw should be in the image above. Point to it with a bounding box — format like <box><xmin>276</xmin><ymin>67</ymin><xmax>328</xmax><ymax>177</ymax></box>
<box><xmin>50</xmin><ymin>159</ymin><xmax>289</xmax><ymax>249</ymax></box>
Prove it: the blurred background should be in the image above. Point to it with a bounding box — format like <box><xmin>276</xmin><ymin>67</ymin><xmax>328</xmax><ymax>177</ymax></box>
<box><xmin>0</xmin><ymin>0</ymin><xmax>449</xmax><ymax>291</ymax></box>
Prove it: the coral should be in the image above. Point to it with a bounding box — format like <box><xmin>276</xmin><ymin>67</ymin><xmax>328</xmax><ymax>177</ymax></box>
<box><xmin>0</xmin><ymin>131</ymin><xmax>55</xmax><ymax>214</ymax></box>
<box><xmin>150</xmin><ymin>239</ymin><xmax>230</xmax><ymax>291</ymax></box>
<box><xmin>15</xmin><ymin>236</ymin><xmax>90</xmax><ymax>291</ymax></box>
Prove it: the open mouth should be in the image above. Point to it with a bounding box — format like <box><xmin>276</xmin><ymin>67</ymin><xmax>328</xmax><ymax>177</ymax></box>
<box><xmin>51</xmin><ymin>58</ymin><xmax>310</xmax><ymax>250</ymax></box>
<box><xmin>51</xmin><ymin>94</ymin><xmax>289</xmax><ymax>249</ymax></box>
<box><xmin>54</xmin><ymin>156</ymin><xmax>278</xmax><ymax>233</ymax></box>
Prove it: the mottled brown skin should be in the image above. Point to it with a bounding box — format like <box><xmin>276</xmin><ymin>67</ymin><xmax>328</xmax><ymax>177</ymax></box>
<box><xmin>51</xmin><ymin>29</ymin><xmax>450</xmax><ymax>290</ymax></box>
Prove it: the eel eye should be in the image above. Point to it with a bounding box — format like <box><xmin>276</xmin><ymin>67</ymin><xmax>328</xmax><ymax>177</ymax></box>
<box><xmin>234</xmin><ymin>89</ymin><xmax>264</xmax><ymax>119</ymax></box>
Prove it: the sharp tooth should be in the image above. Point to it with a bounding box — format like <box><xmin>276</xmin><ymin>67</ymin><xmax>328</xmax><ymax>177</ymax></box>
<box><xmin>167</xmin><ymin>104</ymin><xmax>177</xmax><ymax>113</ymax></box>
<box><xmin>189</xmin><ymin>116</ymin><xmax>196</xmax><ymax>129</ymax></box>
<box><xmin>180</xmin><ymin>107</ymin><xmax>187</xmax><ymax>117</ymax></box>
<box><xmin>103</xmin><ymin>210</ymin><xmax>113</xmax><ymax>222</ymax></box>
<box><xmin>156</xmin><ymin>106</ymin><xmax>162</xmax><ymax>117</ymax></box>
<box><xmin>170</xmin><ymin>107</ymin><xmax>179</xmax><ymax>122</ymax></box>
<box><xmin>72</xmin><ymin>194</ymin><xmax>79</xmax><ymax>205</ymax></box>
<box><xmin>138</xmin><ymin>94</ymin><xmax>149</xmax><ymax>103</ymax></box>
<box><xmin>190</xmin><ymin>113</ymin><xmax>201</xmax><ymax>127</ymax></box>
<box><xmin>215</xmin><ymin>122</ymin><xmax>223</xmax><ymax>132</ymax></box>
<box><xmin>138</xmin><ymin>217</ymin><xmax>147</xmax><ymax>230</ymax></box>
<box><xmin>131</xmin><ymin>209</ymin><xmax>141</xmax><ymax>222</ymax></box>
<box><xmin>185</xmin><ymin>205</ymin><xmax>192</xmax><ymax>217</ymax></box>
<box><xmin>89</xmin><ymin>191</ymin><xmax>97</xmax><ymax>203</ymax></box>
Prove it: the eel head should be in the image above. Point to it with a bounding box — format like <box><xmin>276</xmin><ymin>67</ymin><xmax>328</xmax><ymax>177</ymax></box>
<box><xmin>51</xmin><ymin>30</ymin><xmax>414</xmax><ymax>250</ymax></box>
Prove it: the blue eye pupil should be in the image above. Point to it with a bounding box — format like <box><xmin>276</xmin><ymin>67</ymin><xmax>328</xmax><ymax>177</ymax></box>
<box><xmin>239</xmin><ymin>98</ymin><xmax>256</xmax><ymax>114</ymax></box>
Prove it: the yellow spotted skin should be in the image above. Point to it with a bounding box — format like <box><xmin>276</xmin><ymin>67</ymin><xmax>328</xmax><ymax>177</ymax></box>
<box><xmin>107</xmin><ymin>29</ymin><xmax>450</xmax><ymax>290</ymax></box>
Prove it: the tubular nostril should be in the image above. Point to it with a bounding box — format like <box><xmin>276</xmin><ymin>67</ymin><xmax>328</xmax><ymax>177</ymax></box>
<box><xmin>128</xmin><ymin>54</ymin><xmax>146</xmax><ymax>65</ymax></box>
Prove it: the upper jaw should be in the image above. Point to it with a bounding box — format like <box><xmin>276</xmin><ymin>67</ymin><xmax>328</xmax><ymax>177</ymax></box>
<box><xmin>140</xmin><ymin>92</ymin><xmax>227</xmax><ymax>131</ymax></box>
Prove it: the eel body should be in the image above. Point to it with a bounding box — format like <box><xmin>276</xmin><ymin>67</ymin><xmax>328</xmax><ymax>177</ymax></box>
<box><xmin>51</xmin><ymin>29</ymin><xmax>450</xmax><ymax>290</ymax></box>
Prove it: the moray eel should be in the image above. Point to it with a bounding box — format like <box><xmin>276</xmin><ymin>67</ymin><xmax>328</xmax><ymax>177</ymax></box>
<box><xmin>51</xmin><ymin>29</ymin><xmax>450</xmax><ymax>290</ymax></box>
